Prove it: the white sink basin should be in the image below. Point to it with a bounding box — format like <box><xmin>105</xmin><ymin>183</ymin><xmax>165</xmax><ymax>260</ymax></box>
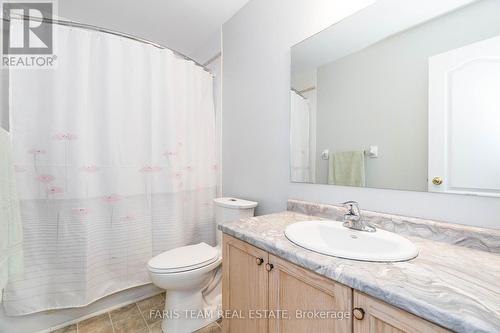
<box><xmin>285</xmin><ymin>220</ymin><xmax>418</xmax><ymax>262</ymax></box>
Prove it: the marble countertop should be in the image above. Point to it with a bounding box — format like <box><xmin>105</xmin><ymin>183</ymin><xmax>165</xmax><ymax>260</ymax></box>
<box><xmin>218</xmin><ymin>211</ymin><xmax>500</xmax><ymax>333</ymax></box>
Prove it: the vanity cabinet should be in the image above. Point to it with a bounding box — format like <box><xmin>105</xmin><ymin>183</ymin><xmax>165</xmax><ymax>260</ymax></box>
<box><xmin>222</xmin><ymin>234</ymin><xmax>450</xmax><ymax>333</ymax></box>
<box><xmin>222</xmin><ymin>235</ymin><xmax>351</xmax><ymax>333</ymax></box>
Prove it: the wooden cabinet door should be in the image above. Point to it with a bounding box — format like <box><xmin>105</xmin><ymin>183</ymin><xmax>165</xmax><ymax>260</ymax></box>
<box><xmin>353</xmin><ymin>291</ymin><xmax>450</xmax><ymax>333</ymax></box>
<box><xmin>222</xmin><ymin>234</ymin><xmax>269</xmax><ymax>333</ymax></box>
<box><xmin>268</xmin><ymin>254</ymin><xmax>352</xmax><ymax>333</ymax></box>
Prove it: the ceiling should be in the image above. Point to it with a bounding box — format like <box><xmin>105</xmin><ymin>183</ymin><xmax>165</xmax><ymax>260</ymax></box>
<box><xmin>58</xmin><ymin>0</ymin><xmax>250</xmax><ymax>61</ymax></box>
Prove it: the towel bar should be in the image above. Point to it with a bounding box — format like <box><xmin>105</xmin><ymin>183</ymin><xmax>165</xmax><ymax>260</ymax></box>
<box><xmin>321</xmin><ymin>147</ymin><xmax>378</xmax><ymax>160</ymax></box>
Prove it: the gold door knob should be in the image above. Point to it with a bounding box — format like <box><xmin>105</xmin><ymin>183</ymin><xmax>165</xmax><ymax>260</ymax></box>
<box><xmin>265</xmin><ymin>263</ymin><xmax>274</xmax><ymax>272</ymax></box>
<box><xmin>255</xmin><ymin>257</ymin><xmax>264</xmax><ymax>266</ymax></box>
<box><xmin>353</xmin><ymin>307</ymin><xmax>365</xmax><ymax>320</ymax></box>
<box><xmin>432</xmin><ymin>177</ymin><xmax>443</xmax><ymax>185</ymax></box>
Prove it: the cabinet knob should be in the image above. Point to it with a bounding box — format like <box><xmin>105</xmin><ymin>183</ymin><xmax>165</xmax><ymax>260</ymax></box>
<box><xmin>432</xmin><ymin>177</ymin><xmax>443</xmax><ymax>185</ymax></box>
<box><xmin>353</xmin><ymin>307</ymin><xmax>365</xmax><ymax>320</ymax></box>
<box><xmin>265</xmin><ymin>263</ymin><xmax>274</xmax><ymax>272</ymax></box>
<box><xmin>255</xmin><ymin>257</ymin><xmax>264</xmax><ymax>265</ymax></box>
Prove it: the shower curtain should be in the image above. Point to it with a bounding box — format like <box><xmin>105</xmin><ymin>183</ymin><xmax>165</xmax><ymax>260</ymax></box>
<box><xmin>2</xmin><ymin>24</ymin><xmax>217</xmax><ymax>315</ymax></box>
<box><xmin>290</xmin><ymin>90</ymin><xmax>311</xmax><ymax>182</ymax></box>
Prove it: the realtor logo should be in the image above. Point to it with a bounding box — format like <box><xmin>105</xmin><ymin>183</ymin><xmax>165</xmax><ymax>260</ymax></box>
<box><xmin>1</xmin><ymin>1</ymin><xmax>57</xmax><ymax>67</ymax></box>
<box><xmin>2</xmin><ymin>2</ymin><xmax>53</xmax><ymax>54</ymax></box>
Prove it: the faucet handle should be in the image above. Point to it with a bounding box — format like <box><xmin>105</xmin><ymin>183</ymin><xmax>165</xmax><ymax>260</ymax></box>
<box><xmin>341</xmin><ymin>201</ymin><xmax>375</xmax><ymax>232</ymax></box>
<box><xmin>342</xmin><ymin>201</ymin><xmax>360</xmax><ymax>215</ymax></box>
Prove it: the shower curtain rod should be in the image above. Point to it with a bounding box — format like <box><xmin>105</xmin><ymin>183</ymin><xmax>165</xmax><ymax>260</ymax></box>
<box><xmin>291</xmin><ymin>88</ymin><xmax>307</xmax><ymax>99</ymax></box>
<box><xmin>4</xmin><ymin>15</ymin><xmax>212</xmax><ymax>73</ymax></box>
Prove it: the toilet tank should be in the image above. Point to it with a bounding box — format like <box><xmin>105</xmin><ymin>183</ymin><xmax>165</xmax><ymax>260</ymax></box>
<box><xmin>214</xmin><ymin>197</ymin><xmax>258</xmax><ymax>246</ymax></box>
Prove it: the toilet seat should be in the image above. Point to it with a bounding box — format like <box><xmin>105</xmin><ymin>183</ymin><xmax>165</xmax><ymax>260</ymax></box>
<box><xmin>148</xmin><ymin>242</ymin><xmax>219</xmax><ymax>274</ymax></box>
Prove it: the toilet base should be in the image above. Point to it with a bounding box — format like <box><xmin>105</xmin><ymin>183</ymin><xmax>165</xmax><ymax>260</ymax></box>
<box><xmin>160</xmin><ymin>290</ymin><xmax>221</xmax><ymax>332</ymax></box>
<box><xmin>160</xmin><ymin>267</ymin><xmax>222</xmax><ymax>333</ymax></box>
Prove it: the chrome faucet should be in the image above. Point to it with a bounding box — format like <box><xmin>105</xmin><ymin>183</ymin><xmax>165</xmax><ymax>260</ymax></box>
<box><xmin>342</xmin><ymin>201</ymin><xmax>376</xmax><ymax>232</ymax></box>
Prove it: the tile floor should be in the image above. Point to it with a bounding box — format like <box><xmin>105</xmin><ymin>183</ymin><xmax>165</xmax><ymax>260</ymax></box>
<box><xmin>50</xmin><ymin>293</ymin><xmax>222</xmax><ymax>333</ymax></box>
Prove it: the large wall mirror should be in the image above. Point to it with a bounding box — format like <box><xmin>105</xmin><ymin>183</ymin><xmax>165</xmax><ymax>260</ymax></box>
<box><xmin>290</xmin><ymin>0</ymin><xmax>500</xmax><ymax>196</ymax></box>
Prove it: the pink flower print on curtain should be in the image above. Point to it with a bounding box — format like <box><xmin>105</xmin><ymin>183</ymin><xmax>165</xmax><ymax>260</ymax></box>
<box><xmin>163</xmin><ymin>150</ymin><xmax>177</xmax><ymax>158</ymax></box>
<box><xmin>52</xmin><ymin>133</ymin><xmax>77</xmax><ymax>141</ymax></box>
<box><xmin>52</xmin><ymin>132</ymin><xmax>77</xmax><ymax>191</ymax></box>
<box><xmin>36</xmin><ymin>174</ymin><xmax>55</xmax><ymax>198</ymax></box>
<box><xmin>28</xmin><ymin>148</ymin><xmax>46</xmax><ymax>154</ymax></box>
<box><xmin>140</xmin><ymin>166</ymin><xmax>162</xmax><ymax>207</ymax></box>
<box><xmin>28</xmin><ymin>148</ymin><xmax>46</xmax><ymax>173</ymax></box>
<box><xmin>46</xmin><ymin>186</ymin><xmax>64</xmax><ymax>195</ymax></box>
<box><xmin>102</xmin><ymin>193</ymin><xmax>121</xmax><ymax>204</ymax></box>
<box><xmin>140</xmin><ymin>166</ymin><xmax>162</xmax><ymax>173</ymax></box>
<box><xmin>81</xmin><ymin>165</ymin><xmax>99</xmax><ymax>198</ymax></box>
<box><xmin>36</xmin><ymin>174</ymin><xmax>55</xmax><ymax>184</ymax></box>
<box><xmin>81</xmin><ymin>165</ymin><xmax>99</xmax><ymax>173</ymax></box>
<box><xmin>164</xmin><ymin>143</ymin><xmax>182</xmax><ymax>164</ymax></box>
<box><xmin>72</xmin><ymin>207</ymin><xmax>91</xmax><ymax>217</ymax></box>
<box><xmin>163</xmin><ymin>150</ymin><xmax>178</xmax><ymax>168</ymax></box>
<box><xmin>45</xmin><ymin>186</ymin><xmax>64</xmax><ymax>217</ymax></box>
<box><xmin>182</xmin><ymin>166</ymin><xmax>193</xmax><ymax>189</ymax></box>
<box><xmin>46</xmin><ymin>186</ymin><xmax>64</xmax><ymax>201</ymax></box>
<box><xmin>102</xmin><ymin>194</ymin><xmax>121</xmax><ymax>227</ymax></box>
<box><xmin>172</xmin><ymin>171</ymin><xmax>184</xmax><ymax>191</ymax></box>
<box><xmin>163</xmin><ymin>151</ymin><xmax>177</xmax><ymax>158</ymax></box>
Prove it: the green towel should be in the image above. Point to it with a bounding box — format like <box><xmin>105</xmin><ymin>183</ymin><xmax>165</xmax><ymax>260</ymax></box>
<box><xmin>0</xmin><ymin>128</ymin><xmax>23</xmax><ymax>298</ymax></box>
<box><xmin>328</xmin><ymin>151</ymin><xmax>365</xmax><ymax>186</ymax></box>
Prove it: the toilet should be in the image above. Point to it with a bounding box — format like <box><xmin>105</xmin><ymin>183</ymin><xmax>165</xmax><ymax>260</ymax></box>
<box><xmin>147</xmin><ymin>197</ymin><xmax>258</xmax><ymax>333</ymax></box>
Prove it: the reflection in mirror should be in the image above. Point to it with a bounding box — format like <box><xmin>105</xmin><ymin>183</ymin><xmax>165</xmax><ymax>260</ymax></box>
<box><xmin>290</xmin><ymin>0</ymin><xmax>500</xmax><ymax>196</ymax></box>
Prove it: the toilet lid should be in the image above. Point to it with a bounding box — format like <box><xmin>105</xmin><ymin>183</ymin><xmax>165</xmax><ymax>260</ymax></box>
<box><xmin>148</xmin><ymin>242</ymin><xmax>219</xmax><ymax>273</ymax></box>
<box><xmin>213</xmin><ymin>197</ymin><xmax>258</xmax><ymax>209</ymax></box>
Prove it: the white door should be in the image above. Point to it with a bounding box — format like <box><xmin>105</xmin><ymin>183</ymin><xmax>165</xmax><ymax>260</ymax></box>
<box><xmin>429</xmin><ymin>35</ymin><xmax>500</xmax><ymax>196</ymax></box>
